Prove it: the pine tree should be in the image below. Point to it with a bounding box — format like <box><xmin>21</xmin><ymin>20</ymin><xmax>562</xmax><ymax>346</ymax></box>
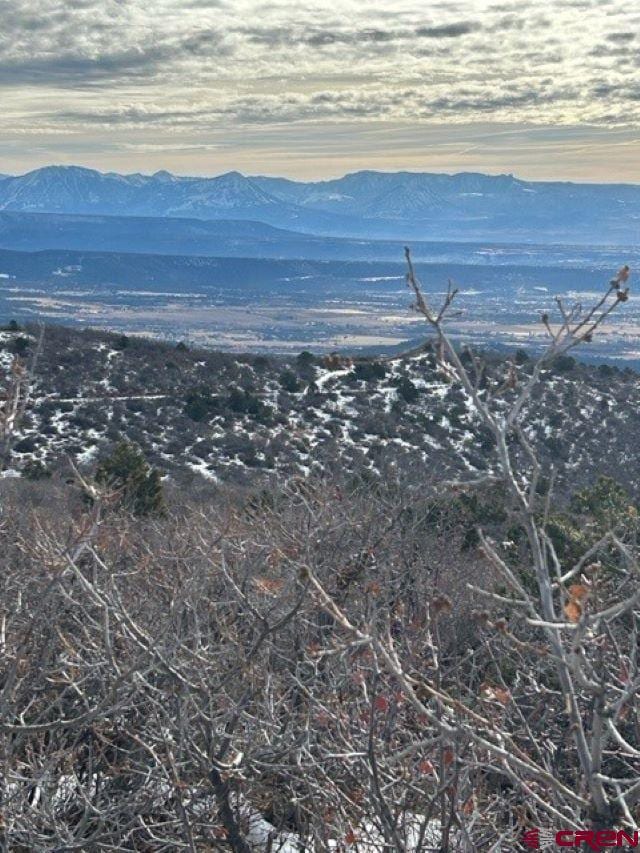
<box><xmin>96</xmin><ymin>441</ymin><xmax>165</xmax><ymax>516</ymax></box>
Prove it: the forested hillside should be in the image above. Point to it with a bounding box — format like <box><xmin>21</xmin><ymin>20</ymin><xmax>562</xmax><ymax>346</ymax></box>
<box><xmin>1</xmin><ymin>321</ymin><xmax>639</xmax><ymax>496</ymax></box>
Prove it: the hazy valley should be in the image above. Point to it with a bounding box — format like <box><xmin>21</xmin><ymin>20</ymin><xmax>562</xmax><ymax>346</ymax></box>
<box><xmin>0</xmin><ymin>166</ymin><xmax>638</xmax><ymax>366</ymax></box>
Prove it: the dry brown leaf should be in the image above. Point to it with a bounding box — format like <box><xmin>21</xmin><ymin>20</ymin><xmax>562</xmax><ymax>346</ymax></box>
<box><xmin>568</xmin><ymin>583</ymin><xmax>589</xmax><ymax>601</ymax></box>
<box><xmin>442</xmin><ymin>747</ymin><xmax>455</xmax><ymax>767</ymax></box>
<box><xmin>374</xmin><ymin>695</ymin><xmax>389</xmax><ymax>713</ymax></box>
<box><xmin>494</xmin><ymin>687</ymin><xmax>512</xmax><ymax>706</ymax></box>
<box><xmin>252</xmin><ymin>576</ymin><xmax>284</xmax><ymax>596</ymax></box>
<box><xmin>619</xmin><ymin>660</ymin><xmax>630</xmax><ymax>684</ymax></box>
<box><xmin>564</xmin><ymin>600</ymin><xmax>582</xmax><ymax>623</ymax></box>
<box><xmin>462</xmin><ymin>795</ymin><xmax>475</xmax><ymax>816</ymax></box>
<box><xmin>480</xmin><ymin>682</ymin><xmax>511</xmax><ymax>705</ymax></box>
<box><xmin>617</xmin><ymin>264</ymin><xmax>630</xmax><ymax>283</ymax></box>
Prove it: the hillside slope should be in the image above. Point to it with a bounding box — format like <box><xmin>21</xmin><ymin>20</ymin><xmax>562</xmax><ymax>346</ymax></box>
<box><xmin>3</xmin><ymin>324</ymin><xmax>638</xmax><ymax>495</ymax></box>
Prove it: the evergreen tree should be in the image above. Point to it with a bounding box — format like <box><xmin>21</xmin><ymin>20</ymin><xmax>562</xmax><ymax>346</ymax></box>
<box><xmin>96</xmin><ymin>441</ymin><xmax>165</xmax><ymax>516</ymax></box>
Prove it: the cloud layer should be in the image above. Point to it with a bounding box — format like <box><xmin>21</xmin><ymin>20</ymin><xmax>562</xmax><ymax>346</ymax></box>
<box><xmin>1</xmin><ymin>0</ymin><xmax>639</xmax><ymax>178</ymax></box>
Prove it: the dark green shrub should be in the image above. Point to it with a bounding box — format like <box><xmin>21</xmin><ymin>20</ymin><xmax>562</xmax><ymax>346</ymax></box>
<box><xmin>279</xmin><ymin>370</ymin><xmax>301</xmax><ymax>393</ymax></box>
<box><xmin>570</xmin><ymin>475</ymin><xmax>635</xmax><ymax>528</ymax></box>
<box><xmin>13</xmin><ymin>435</ymin><xmax>38</xmax><ymax>453</ymax></box>
<box><xmin>9</xmin><ymin>337</ymin><xmax>30</xmax><ymax>357</ymax></box>
<box><xmin>22</xmin><ymin>460</ymin><xmax>51</xmax><ymax>480</ymax></box>
<box><xmin>96</xmin><ymin>441</ymin><xmax>165</xmax><ymax>516</ymax></box>
<box><xmin>553</xmin><ymin>355</ymin><xmax>576</xmax><ymax>373</ymax></box>
<box><xmin>226</xmin><ymin>388</ymin><xmax>271</xmax><ymax>421</ymax></box>
<box><xmin>351</xmin><ymin>361</ymin><xmax>386</xmax><ymax>382</ymax></box>
<box><xmin>297</xmin><ymin>350</ymin><xmax>315</xmax><ymax>367</ymax></box>
<box><xmin>296</xmin><ymin>351</ymin><xmax>316</xmax><ymax>378</ymax></box>
<box><xmin>184</xmin><ymin>391</ymin><xmax>219</xmax><ymax>422</ymax></box>
<box><xmin>396</xmin><ymin>377</ymin><xmax>419</xmax><ymax>403</ymax></box>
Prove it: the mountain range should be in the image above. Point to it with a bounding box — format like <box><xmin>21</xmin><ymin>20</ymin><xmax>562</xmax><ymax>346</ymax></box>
<box><xmin>1</xmin><ymin>166</ymin><xmax>640</xmax><ymax>243</ymax></box>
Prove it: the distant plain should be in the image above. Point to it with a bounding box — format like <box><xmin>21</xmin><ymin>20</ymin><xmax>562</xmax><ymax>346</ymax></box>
<box><xmin>0</xmin><ymin>244</ymin><xmax>637</xmax><ymax>363</ymax></box>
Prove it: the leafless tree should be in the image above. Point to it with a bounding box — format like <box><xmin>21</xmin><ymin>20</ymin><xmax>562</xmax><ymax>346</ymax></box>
<box><xmin>304</xmin><ymin>253</ymin><xmax>638</xmax><ymax>844</ymax></box>
<box><xmin>0</xmin><ymin>324</ymin><xmax>44</xmax><ymax>470</ymax></box>
<box><xmin>0</xmin><ymin>258</ymin><xmax>637</xmax><ymax>851</ymax></box>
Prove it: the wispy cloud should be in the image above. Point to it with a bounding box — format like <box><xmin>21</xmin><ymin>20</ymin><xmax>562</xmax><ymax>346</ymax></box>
<box><xmin>0</xmin><ymin>0</ymin><xmax>639</xmax><ymax>179</ymax></box>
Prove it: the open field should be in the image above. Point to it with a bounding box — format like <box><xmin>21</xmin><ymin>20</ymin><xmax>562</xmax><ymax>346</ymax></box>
<box><xmin>0</xmin><ymin>245</ymin><xmax>637</xmax><ymax>361</ymax></box>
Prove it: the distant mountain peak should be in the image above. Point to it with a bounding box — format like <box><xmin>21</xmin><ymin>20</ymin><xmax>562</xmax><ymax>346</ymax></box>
<box><xmin>29</xmin><ymin>164</ymin><xmax>99</xmax><ymax>176</ymax></box>
<box><xmin>217</xmin><ymin>170</ymin><xmax>246</xmax><ymax>179</ymax></box>
<box><xmin>0</xmin><ymin>164</ymin><xmax>639</xmax><ymax>243</ymax></box>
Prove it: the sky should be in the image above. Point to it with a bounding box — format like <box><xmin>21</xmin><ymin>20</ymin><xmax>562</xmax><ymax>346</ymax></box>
<box><xmin>1</xmin><ymin>0</ymin><xmax>640</xmax><ymax>182</ymax></box>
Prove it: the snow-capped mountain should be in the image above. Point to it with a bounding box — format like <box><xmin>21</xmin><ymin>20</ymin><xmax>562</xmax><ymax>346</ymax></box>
<box><xmin>0</xmin><ymin>166</ymin><xmax>362</xmax><ymax>234</ymax></box>
<box><xmin>252</xmin><ymin>169</ymin><xmax>640</xmax><ymax>228</ymax></box>
<box><xmin>0</xmin><ymin>166</ymin><xmax>138</xmax><ymax>214</ymax></box>
<box><xmin>1</xmin><ymin>166</ymin><xmax>640</xmax><ymax>242</ymax></box>
<box><xmin>0</xmin><ymin>167</ymin><xmax>276</xmax><ymax>217</ymax></box>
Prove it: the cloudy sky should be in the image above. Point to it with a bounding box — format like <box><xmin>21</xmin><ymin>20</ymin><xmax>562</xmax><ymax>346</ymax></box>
<box><xmin>1</xmin><ymin>0</ymin><xmax>639</xmax><ymax>180</ymax></box>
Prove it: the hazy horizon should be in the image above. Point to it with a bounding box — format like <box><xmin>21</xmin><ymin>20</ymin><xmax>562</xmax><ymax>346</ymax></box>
<box><xmin>4</xmin><ymin>157</ymin><xmax>640</xmax><ymax>187</ymax></box>
<box><xmin>2</xmin><ymin>1</ymin><xmax>640</xmax><ymax>182</ymax></box>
